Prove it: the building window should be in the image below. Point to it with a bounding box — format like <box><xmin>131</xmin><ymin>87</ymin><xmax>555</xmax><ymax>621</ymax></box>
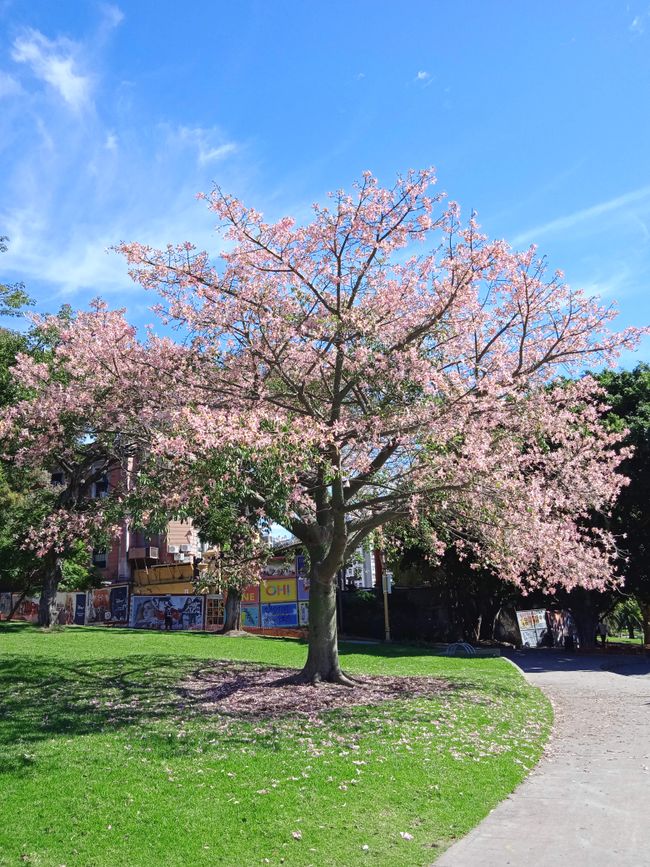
<box><xmin>51</xmin><ymin>471</ymin><xmax>64</xmax><ymax>486</ymax></box>
<box><xmin>93</xmin><ymin>475</ymin><xmax>109</xmax><ymax>498</ymax></box>
<box><xmin>92</xmin><ymin>550</ymin><xmax>107</xmax><ymax>568</ymax></box>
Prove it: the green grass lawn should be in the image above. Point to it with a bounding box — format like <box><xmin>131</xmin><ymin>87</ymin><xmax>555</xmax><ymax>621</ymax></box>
<box><xmin>607</xmin><ymin>634</ymin><xmax>644</xmax><ymax>646</ymax></box>
<box><xmin>0</xmin><ymin>624</ymin><xmax>551</xmax><ymax>867</ymax></box>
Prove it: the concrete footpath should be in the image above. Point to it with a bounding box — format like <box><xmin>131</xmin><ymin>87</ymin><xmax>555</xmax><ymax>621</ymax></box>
<box><xmin>437</xmin><ymin>649</ymin><xmax>650</xmax><ymax>867</ymax></box>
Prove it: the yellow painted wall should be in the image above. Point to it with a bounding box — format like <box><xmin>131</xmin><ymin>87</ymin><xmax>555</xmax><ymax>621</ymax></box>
<box><xmin>134</xmin><ymin>581</ymin><xmax>196</xmax><ymax>595</ymax></box>
<box><xmin>132</xmin><ymin>562</ymin><xmax>221</xmax><ymax>595</ymax></box>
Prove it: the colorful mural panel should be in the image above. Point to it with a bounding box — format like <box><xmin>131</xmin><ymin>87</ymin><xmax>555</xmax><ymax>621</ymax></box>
<box><xmin>297</xmin><ymin>575</ymin><xmax>310</xmax><ymax>601</ymax></box>
<box><xmin>260</xmin><ymin>578</ymin><xmax>297</xmax><ymax>604</ymax></box>
<box><xmin>130</xmin><ymin>595</ymin><xmax>204</xmax><ymax>630</ymax></box>
<box><xmin>298</xmin><ymin>601</ymin><xmax>309</xmax><ymax>626</ymax></box>
<box><xmin>0</xmin><ymin>592</ymin><xmax>12</xmax><ymax>619</ymax></box>
<box><xmin>241</xmin><ymin>604</ymin><xmax>260</xmax><ymax>627</ymax></box>
<box><xmin>10</xmin><ymin>595</ymin><xmax>39</xmax><ymax>622</ymax></box>
<box><xmin>87</xmin><ymin>585</ymin><xmax>130</xmax><ymax>625</ymax></box>
<box><xmin>54</xmin><ymin>592</ymin><xmax>87</xmax><ymax>625</ymax></box>
<box><xmin>241</xmin><ymin>584</ymin><xmax>260</xmax><ymax>605</ymax></box>
<box><xmin>261</xmin><ymin>602</ymin><xmax>298</xmax><ymax>628</ymax></box>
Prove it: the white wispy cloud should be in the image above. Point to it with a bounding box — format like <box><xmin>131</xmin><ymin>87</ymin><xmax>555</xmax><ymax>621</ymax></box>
<box><xmin>11</xmin><ymin>29</ymin><xmax>92</xmax><ymax>112</ymax></box>
<box><xmin>0</xmin><ymin>71</ymin><xmax>22</xmax><ymax>99</ymax></box>
<box><xmin>100</xmin><ymin>3</ymin><xmax>125</xmax><ymax>29</ymax></box>
<box><xmin>0</xmin><ymin>6</ymin><xmax>253</xmax><ymax>316</ymax></box>
<box><xmin>177</xmin><ymin>126</ymin><xmax>238</xmax><ymax>166</ymax></box>
<box><xmin>629</xmin><ymin>9</ymin><xmax>650</xmax><ymax>35</ymax></box>
<box><xmin>416</xmin><ymin>70</ymin><xmax>430</xmax><ymax>81</ymax></box>
<box><xmin>511</xmin><ymin>184</ymin><xmax>650</xmax><ymax>247</ymax></box>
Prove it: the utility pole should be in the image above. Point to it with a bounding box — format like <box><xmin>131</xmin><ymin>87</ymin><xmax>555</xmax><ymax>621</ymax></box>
<box><xmin>380</xmin><ymin>552</ymin><xmax>391</xmax><ymax>642</ymax></box>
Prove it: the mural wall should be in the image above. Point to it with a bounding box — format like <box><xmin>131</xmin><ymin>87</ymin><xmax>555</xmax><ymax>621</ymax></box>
<box><xmin>0</xmin><ymin>592</ymin><xmax>12</xmax><ymax>620</ymax></box>
<box><xmin>54</xmin><ymin>592</ymin><xmax>87</xmax><ymax>626</ymax></box>
<box><xmin>10</xmin><ymin>595</ymin><xmax>39</xmax><ymax>622</ymax></box>
<box><xmin>130</xmin><ymin>595</ymin><xmax>205</xmax><ymax>630</ymax></box>
<box><xmin>87</xmin><ymin>585</ymin><xmax>130</xmax><ymax>626</ymax></box>
<box><xmin>241</xmin><ymin>556</ymin><xmax>307</xmax><ymax>629</ymax></box>
<box><xmin>0</xmin><ymin>553</ymin><xmax>311</xmax><ymax>632</ymax></box>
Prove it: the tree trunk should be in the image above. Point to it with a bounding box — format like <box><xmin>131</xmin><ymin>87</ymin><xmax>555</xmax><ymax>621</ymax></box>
<box><xmin>7</xmin><ymin>589</ymin><xmax>27</xmax><ymax>621</ymax></box>
<box><xmin>220</xmin><ymin>587</ymin><xmax>242</xmax><ymax>634</ymax></box>
<box><xmin>38</xmin><ymin>555</ymin><xmax>62</xmax><ymax>627</ymax></box>
<box><xmin>299</xmin><ymin>565</ymin><xmax>355</xmax><ymax>685</ymax></box>
<box><xmin>639</xmin><ymin>600</ymin><xmax>650</xmax><ymax>648</ymax></box>
<box><xmin>566</xmin><ymin>589</ymin><xmax>604</xmax><ymax>650</ymax></box>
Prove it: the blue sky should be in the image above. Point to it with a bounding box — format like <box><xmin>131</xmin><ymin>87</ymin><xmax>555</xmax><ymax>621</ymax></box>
<box><xmin>1</xmin><ymin>0</ymin><xmax>649</xmax><ymax>364</ymax></box>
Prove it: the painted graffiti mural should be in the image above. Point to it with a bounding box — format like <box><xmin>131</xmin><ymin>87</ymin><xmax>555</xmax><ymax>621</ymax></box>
<box><xmin>54</xmin><ymin>592</ymin><xmax>87</xmax><ymax>625</ymax></box>
<box><xmin>10</xmin><ymin>595</ymin><xmax>39</xmax><ymax>622</ymax></box>
<box><xmin>241</xmin><ymin>605</ymin><xmax>260</xmax><ymax>627</ymax></box>
<box><xmin>87</xmin><ymin>585</ymin><xmax>130</xmax><ymax>625</ymax></box>
<box><xmin>0</xmin><ymin>592</ymin><xmax>12</xmax><ymax>620</ymax></box>
<box><xmin>130</xmin><ymin>595</ymin><xmax>204</xmax><ymax>630</ymax></box>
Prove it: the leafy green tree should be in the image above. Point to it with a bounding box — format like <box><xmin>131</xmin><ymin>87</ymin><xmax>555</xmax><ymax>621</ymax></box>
<box><xmin>598</xmin><ymin>364</ymin><xmax>650</xmax><ymax>644</ymax></box>
<box><xmin>0</xmin><ymin>236</ymin><xmax>32</xmax><ymax>318</ymax></box>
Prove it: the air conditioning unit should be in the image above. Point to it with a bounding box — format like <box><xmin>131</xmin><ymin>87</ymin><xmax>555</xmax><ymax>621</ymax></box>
<box><xmin>179</xmin><ymin>544</ymin><xmax>191</xmax><ymax>553</ymax></box>
<box><xmin>167</xmin><ymin>545</ymin><xmax>179</xmax><ymax>554</ymax></box>
<box><xmin>173</xmin><ymin>553</ymin><xmax>183</xmax><ymax>562</ymax></box>
<box><xmin>146</xmin><ymin>547</ymin><xmax>159</xmax><ymax>560</ymax></box>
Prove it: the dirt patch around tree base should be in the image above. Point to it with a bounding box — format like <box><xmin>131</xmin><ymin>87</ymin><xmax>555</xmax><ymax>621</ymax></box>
<box><xmin>178</xmin><ymin>661</ymin><xmax>454</xmax><ymax>721</ymax></box>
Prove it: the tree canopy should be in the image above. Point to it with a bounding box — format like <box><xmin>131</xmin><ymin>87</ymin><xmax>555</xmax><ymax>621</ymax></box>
<box><xmin>0</xmin><ymin>169</ymin><xmax>643</xmax><ymax>673</ymax></box>
<box><xmin>598</xmin><ymin>363</ymin><xmax>650</xmax><ymax>643</ymax></box>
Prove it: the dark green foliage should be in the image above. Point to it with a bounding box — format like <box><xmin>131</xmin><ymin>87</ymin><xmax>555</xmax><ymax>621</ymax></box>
<box><xmin>0</xmin><ymin>235</ymin><xmax>33</xmax><ymax>318</ymax></box>
<box><xmin>598</xmin><ymin>364</ymin><xmax>650</xmax><ymax>606</ymax></box>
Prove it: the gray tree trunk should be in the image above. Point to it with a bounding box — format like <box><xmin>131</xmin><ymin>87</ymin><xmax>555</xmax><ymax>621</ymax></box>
<box><xmin>298</xmin><ymin>564</ymin><xmax>356</xmax><ymax>685</ymax></box>
<box><xmin>38</xmin><ymin>556</ymin><xmax>62</xmax><ymax>627</ymax></box>
<box><xmin>220</xmin><ymin>587</ymin><xmax>242</xmax><ymax>634</ymax></box>
<box><xmin>639</xmin><ymin>600</ymin><xmax>650</xmax><ymax>649</ymax></box>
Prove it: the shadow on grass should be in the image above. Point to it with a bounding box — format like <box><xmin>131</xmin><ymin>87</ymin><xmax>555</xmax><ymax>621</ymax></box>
<box><xmin>1</xmin><ymin>648</ymin><xmax>528</xmax><ymax>774</ymax></box>
<box><xmin>0</xmin><ymin>654</ymin><xmax>199</xmax><ymax>759</ymax></box>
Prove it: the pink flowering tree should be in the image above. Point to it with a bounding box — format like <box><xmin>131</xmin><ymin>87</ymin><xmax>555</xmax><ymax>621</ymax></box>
<box><xmin>115</xmin><ymin>169</ymin><xmax>643</xmax><ymax>682</ymax></box>
<box><xmin>0</xmin><ymin>304</ymin><xmax>184</xmax><ymax>626</ymax></box>
<box><xmin>117</xmin><ymin>169</ymin><xmax>644</xmax><ymax>683</ymax></box>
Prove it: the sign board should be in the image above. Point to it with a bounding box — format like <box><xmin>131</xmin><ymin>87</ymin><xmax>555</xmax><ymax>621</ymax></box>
<box><xmin>241</xmin><ymin>585</ymin><xmax>260</xmax><ymax>605</ymax></box>
<box><xmin>261</xmin><ymin>602</ymin><xmax>298</xmax><ymax>628</ymax></box>
<box><xmin>516</xmin><ymin>609</ymin><xmax>548</xmax><ymax>648</ymax></box>
<box><xmin>260</xmin><ymin>578</ymin><xmax>297</xmax><ymax>604</ymax></box>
